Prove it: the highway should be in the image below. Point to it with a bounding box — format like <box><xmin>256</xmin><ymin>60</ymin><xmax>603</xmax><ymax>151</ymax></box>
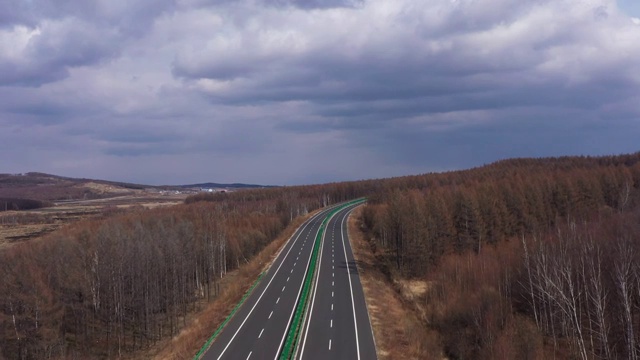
<box><xmin>199</xmin><ymin>201</ymin><xmax>377</xmax><ymax>360</ymax></box>
<box><xmin>297</xmin><ymin>204</ymin><xmax>377</xmax><ymax>360</ymax></box>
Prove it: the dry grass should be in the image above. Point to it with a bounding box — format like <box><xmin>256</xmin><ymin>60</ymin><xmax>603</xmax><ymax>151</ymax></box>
<box><xmin>147</xmin><ymin>211</ymin><xmax>318</xmax><ymax>360</ymax></box>
<box><xmin>0</xmin><ymin>193</ymin><xmax>186</xmax><ymax>247</ymax></box>
<box><xmin>348</xmin><ymin>207</ymin><xmax>443</xmax><ymax>360</ymax></box>
<box><xmin>80</xmin><ymin>181</ymin><xmax>138</xmax><ymax>194</ymax></box>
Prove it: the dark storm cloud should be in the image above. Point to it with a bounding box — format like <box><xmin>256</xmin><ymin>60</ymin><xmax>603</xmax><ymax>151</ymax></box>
<box><xmin>264</xmin><ymin>0</ymin><xmax>363</xmax><ymax>9</ymax></box>
<box><xmin>0</xmin><ymin>21</ymin><xmax>121</xmax><ymax>86</ymax></box>
<box><xmin>0</xmin><ymin>0</ymin><xmax>177</xmax><ymax>87</ymax></box>
<box><xmin>2</xmin><ymin>0</ymin><xmax>176</xmax><ymax>33</ymax></box>
<box><xmin>191</xmin><ymin>0</ymin><xmax>361</xmax><ymax>9</ymax></box>
<box><xmin>1</xmin><ymin>0</ymin><xmax>639</xmax><ymax>184</ymax></box>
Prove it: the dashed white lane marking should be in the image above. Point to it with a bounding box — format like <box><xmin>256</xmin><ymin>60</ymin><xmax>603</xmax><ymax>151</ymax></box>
<box><xmin>277</xmin><ymin>297</ymin><xmax>280</xmax><ymax>304</ymax></box>
<box><xmin>291</xmin><ymin>269</ymin><xmax>294</xmax><ymax>274</ymax></box>
<box><xmin>259</xmin><ymin>329</ymin><xmax>264</xmax><ymax>338</ymax></box>
<box><xmin>332</xmin><ymin>265</ymin><xmax>334</xmax><ymax>270</ymax></box>
<box><xmin>329</xmin><ymin>339</ymin><xmax>332</xmax><ymax>350</ymax></box>
<box><xmin>331</xmin><ymin>303</ymin><xmax>334</xmax><ymax>311</ymax></box>
<box><xmin>332</xmin><ymin>281</ymin><xmax>334</xmax><ymax>287</ymax></box>
<box><xmin>333</xmin><ymin>272</ymin><xmax>335</xmax><ymax>277</ymax></box>
<box><xmin>269</xmin><ymin>311</ymin><xmax>274</xmax><ymax>319</ymax></box>
<box><xmin>282</xmin><ymin>286</ymin><xmax>286</xmax><ymax>292</ymax></box>
<box><xmin>287</xmin><ymin>277</ymin><xmax>290</xmax><ymax>282</ymax></box>
<box><xmin>332</xmin><ymin>291</ymin><xmax>334</xmax><ymax>297</ymax></box>
<box><xmin>247</xmin><ymin>351</ymin><xmax>253</xmax><ymax>360</ymax></box>
<box><xmin>294</xmin><ymin>262</ymin><xmax>297</xmax><ymax>266</ymax></box>
<box><xmin>331</xmin><ymin>319</ymin><xmax>333</xmax><ymax>328</ymax></box>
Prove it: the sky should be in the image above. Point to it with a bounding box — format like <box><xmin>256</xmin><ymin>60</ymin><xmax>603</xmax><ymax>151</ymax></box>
<box><xmin>1</xmin><ymin>0</ymin><xmax>639</xmax><ymax>186</ymax></box>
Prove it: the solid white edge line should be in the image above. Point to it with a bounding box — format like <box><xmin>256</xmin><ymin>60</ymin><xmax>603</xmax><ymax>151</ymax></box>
<box><xmin>346</xmin><ymin>206</ymin><xmax>379</xmax><ymax>358</ymax></box>
<box><xmin>341</xmin><ymin>207</ymin><xmax>361</xmax><ymax>360</ymax></box>
<box><xmin>213</xmin><ymin>208</ymin><xmax>327</xmax><ymax>360</ymax></box>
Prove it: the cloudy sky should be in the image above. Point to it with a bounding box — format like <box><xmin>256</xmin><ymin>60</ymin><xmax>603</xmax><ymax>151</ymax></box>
<box><xmin>1</xmin><ymin>0</ymin><xmax>639</xmax><ymax>185</ymax></box>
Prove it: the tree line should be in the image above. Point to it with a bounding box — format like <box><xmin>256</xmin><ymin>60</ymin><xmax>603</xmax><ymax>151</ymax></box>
<box><xmin>0</xmin><ymin>198</ymin><xmax>52</xmax><ymax>212</ymax></box>
<box><xmin>358</xmin><ymin>153</ymin><xmax>640</xmax><ymax>359</ymax></box>
<box><xmin>361</xmin><ymin>153</ymin><xmax>640</xmax><ymax>276</ymax></box>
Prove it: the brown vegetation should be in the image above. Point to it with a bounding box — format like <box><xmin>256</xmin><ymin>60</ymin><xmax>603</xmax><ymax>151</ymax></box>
<box><xmin>0</xmin><ymin>180</ymin><xmax>364</xmax><ymax>359</ymax></box>
<box><xmin>151</xmin><ymin>213</ymin><xmax>313</xmax><ymax>359</ymax></box>
<box><xmin>348</xmin><ymin>207</ymin><xmax>441</xmax><ymax>360</ymax></box>
<box><xmin>0</xmin><ymin>173</ymin><xmax>143</xmax><ymax>202</ymax></box>
<box><xmin>359</xmin><ymin>152</ymin><xmax>640</xmax><ymax>359</ymax></box>
<box><xmin>0</xmin><ymin>194</ymin><xmax>185</xmax><ymax>248</ymax></box>
<box><xmin>0</xmin><ymin>200</ymin><xmax>283</xmax><ymax>358</ymax></box>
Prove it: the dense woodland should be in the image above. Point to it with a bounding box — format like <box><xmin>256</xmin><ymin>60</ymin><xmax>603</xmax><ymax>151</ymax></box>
<box><xmin>0</xmin><ymin>184</ymin><xmax>364</xmax><ymax>359</ymax></box>
<box><xmin>2</xmin><ymin>153</ymin><xmax>640</xmax><ymax>359</ymax></box>
<box><xmin>360</xmin><ymin>153</ymin><xmax>640</xmax><ymax>359</ymax></box>
<box><xmin>0</xmin><ymin>199</ymin><xmax>51</xmax><ymax>212</ymax></box>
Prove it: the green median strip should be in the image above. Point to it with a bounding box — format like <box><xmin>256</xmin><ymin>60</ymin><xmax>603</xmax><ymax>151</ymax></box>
<box><xmin>194</xmin><ymin>272</ymin><xmax>265</xmax><ymax>360</ymax></box>
<box><xmin>279</xmin><ymin>198</ymin><xmax>366</xmax><ymax>360</ymax></box>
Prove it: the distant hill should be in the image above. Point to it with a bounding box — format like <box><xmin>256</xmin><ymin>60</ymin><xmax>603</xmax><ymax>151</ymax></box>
<box><xmin>0</xmin><ymin>172</ymin><xmax>273</xmax><ymax>203</ymax></box>
<box><xmin>177</xmin><ymin>182</ymin><xmax>276</xmax><ymax>189</ymax></box>
<box><xmin>0</xmin><ymin>172</ymin><xmax>151</xmax><ymax>202</ymax></box>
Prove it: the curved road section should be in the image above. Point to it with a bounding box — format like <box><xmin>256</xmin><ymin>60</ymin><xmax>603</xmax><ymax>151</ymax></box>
<box><xmin>200</xmin><ymin>203</ymin><xmax>375</xmax><ymax>360</ymax></box>
<box><xmin>297</xmin><ymin>204</ymin><xmax>377</xmax><ymax>360</ymax></box>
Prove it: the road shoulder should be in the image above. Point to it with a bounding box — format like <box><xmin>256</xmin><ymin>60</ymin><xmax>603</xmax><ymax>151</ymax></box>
<box><xmin>347</xmin><ymin>207</ymin><xmax>442</xmax><ymax>360</ymax></box>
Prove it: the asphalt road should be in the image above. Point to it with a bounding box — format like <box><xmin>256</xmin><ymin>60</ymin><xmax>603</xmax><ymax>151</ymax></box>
<box><xmin>200</xmin><ymin>203</ymin><xmax>376</xmax><ymax>360</ymax></box>
<box><xmin>201</xmin><ymin>205</ymin><xmax>338</xmax><ymax>360</ymax></box>
<box><xmin>297</xmin><ymin>204</ymin><xmax>377</xmax><ymax>360</ymax></box>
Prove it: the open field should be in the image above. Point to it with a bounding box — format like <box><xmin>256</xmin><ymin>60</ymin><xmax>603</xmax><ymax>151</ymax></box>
<box><xmin>0</xmin><ymin>193</ymin><xmax>187</xmax><ymax>248</ymax></box>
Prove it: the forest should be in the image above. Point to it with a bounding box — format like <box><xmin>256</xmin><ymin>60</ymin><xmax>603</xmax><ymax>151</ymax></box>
<box><xmin>360</xmin><ymin>153</ymin><xmax>640</xmax><ymax>359</ymax></box>
<box><xmin>1</xmin><ymin>152</ymin><xmax>640</xmax><ymax>359</ymax></box>
<box><xmin>0</xmin><ymin>199</ymin><xmax>51</xmax><ymax>212</ymax></box>
<box><xmin>0</xmin><ymin>183</ymin><xmax>365</xmax><ymax>358</ymax></box>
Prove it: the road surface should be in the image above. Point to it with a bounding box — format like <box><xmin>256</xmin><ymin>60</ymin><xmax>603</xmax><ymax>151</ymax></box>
<box><xmin>297</xmin><ymin>204</ymin><xmax>377</xmax><ymax>360</ymax></box>
<box><xmin>200</xmin><ymin>202</ymin><xmax>376</xmax><ymax>360</ymax></box>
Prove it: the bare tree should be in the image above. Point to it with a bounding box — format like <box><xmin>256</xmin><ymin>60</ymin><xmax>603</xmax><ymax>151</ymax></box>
<box><xmin>615</xmin><ymin>237</ymin><xmax>637</xmax><ymax>360</ymax></box>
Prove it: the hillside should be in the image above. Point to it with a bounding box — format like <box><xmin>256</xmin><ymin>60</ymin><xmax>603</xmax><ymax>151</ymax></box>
<box><xmin>0</xmin><ymin>173</ymin><xmax>146</xmax><ymax>202</ymax></box>
<box><xmin>0</xmin><ymin>172</ymin><xmax>272</xmax><ymax>204</ymax></box>
<box><xmin>177</xmin><ymin>182</ymin><xmax>275</xmax><ymax>190</ymax></box>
